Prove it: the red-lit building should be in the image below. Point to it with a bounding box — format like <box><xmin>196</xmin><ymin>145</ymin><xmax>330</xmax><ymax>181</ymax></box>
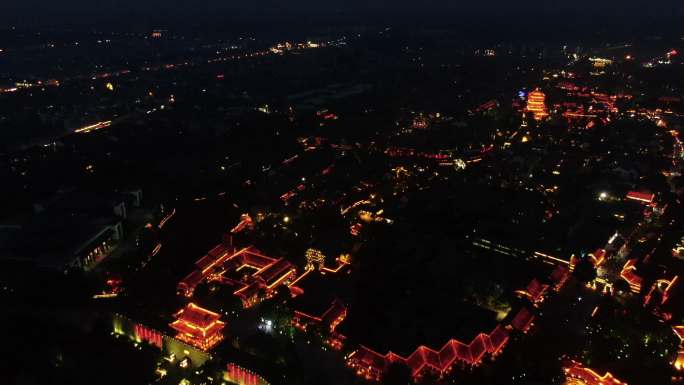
<box><xmin>293</xmin><ymin>299</ymin><xmax>348</xmax><ymax>350</ymax></box>
<box><xmin>626</xmin><ymin>191</ymin><xmax>655</xmax><ymax>204</ymax></box>
<box><xmin>526</xmin><ymin>89</ymin><xmax>548</xmax><ymax>120</ymax></box>
<box><xmin>590</xmin><ymin>249</ymin><xmax>607</xmax><ymax>267</ymax></box>
<box><xmin>645</xmin><ymin>275</ymin><xmax>679</xmax><ymax>307</ymax></box>
<box><xmin>620</xmin><ymin>258</ymin><xmax>644</xmax><ymax>293</ymax></box>
<box><xmin>347</xmin><ymin>324</ymin><xmax>509</xmax><ymax>380</ymax></box>
<box><xmin>178</xmin><ymin>243</ymin><xmax>296</xmax><ymax>308</ymax></box>
<box><xmin>515</xmin><ymin>279</ymin><xmax>549</xmax><ymax>304</ymax></box>
<box><xmin>232</xmin><ymin>255</ymin><xmax>296</xmax><ymax>307</ymax></box>
<box><xmin>471</xmin><ymin>99</ymin><xmax>500</xmax><ymax>114</ymax></box>
<box><xmin>230</xmin><ymin>214</ymin><xmax>254</xmax><ymax>234</ymax></box>
<box><xmin>511</xmin><ymin>308</ymin><xmax>535</xmax><ymax>332</ymax></box>
<box><xmin>134</xmin><ymin>324</ymin><xmax>163</xmax><ymax>348</ymax></box>
<box><xmin>169</xmin><ymin>303</ymin><xmax>225</xmax><ymax>351</ymax></box>
<box><xmin>563</xmin><ymin>360</ymin><xmax>626</xmax><ymax>385</ymax></box>
<box><xmin>226</xmin><ymin>363</ymin><xmax>269</xmax><ymax>385</ymax></box>
<box><xmin>346</xmin><ymin>244</ymin><xmax>573</xmax><ymax>381</ymax></box>
<box><xmin>549</xmin><ymin>264</ymin><xmax>571</xmax><ymax>291</ymax></box>
<box><xmin>673</xmin><ymin>326</ymin><xmax>684</xmax><ymax>372</ymax></box>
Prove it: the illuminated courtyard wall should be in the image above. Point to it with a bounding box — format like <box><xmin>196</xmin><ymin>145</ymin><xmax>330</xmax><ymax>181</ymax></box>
<box><xmin>225</xmin><ymin>363</ymin><xmax>270</xmax><ymax>385</ymax></box>
<box><xmin>112</xmin><ymin>313</ymin><xmax>211</xmax><ymax>368</ymax></box>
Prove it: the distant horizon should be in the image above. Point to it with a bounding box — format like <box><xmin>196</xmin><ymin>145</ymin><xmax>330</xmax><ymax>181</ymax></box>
<box><xmin>1</xmin><ymin>7</ymin><xmax>683</xmax><ymax>45</ymax></box>
<box><xmin>1</xmin><ymin>1</ymin><xmax>684</xmax><ymax>31</ymax></box>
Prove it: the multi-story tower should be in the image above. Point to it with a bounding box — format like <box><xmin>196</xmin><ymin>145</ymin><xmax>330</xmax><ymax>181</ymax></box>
<box><xmin>526</xmin><ymin>89</ymin><xmax>548</xmax><ymax>120</ymax></box>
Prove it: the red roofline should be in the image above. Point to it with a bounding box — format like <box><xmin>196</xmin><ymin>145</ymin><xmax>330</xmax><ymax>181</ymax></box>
<box><xmin>348</xmin><ymin>324</ymin><xmax>509</xmax><ymax>377</ymax></box>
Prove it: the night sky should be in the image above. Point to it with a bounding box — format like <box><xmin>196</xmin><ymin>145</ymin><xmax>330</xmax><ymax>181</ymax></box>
<box><xmin>2</xmin><ymin>0</ymin><xmax>684</xmax><ymax>26</ymax></box>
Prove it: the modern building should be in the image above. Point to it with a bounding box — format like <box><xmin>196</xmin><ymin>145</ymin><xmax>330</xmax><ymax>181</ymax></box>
<box><xmin>0</xmin><ymin>189</ymin><xmax>138</xmax><ymax>271</ymax></box>
<box><xmin>0</xmin><ymin>218</ymin><xmax>122</xmax><ymax>272</ymax></box>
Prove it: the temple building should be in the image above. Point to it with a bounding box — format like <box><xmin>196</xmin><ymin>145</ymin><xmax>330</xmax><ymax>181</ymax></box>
<box><xmin>673</xmin><ymin>326</ymin><xmax>684</xmax><ymax>373</ymax></box>
<box><xmin>169</xmin><ymin>303</ymin><xmax>225</xmax><ymax>351</ymax></box>
<box><xmin>626</xmin><ymin>191</ymin><xmax>655</xmax><ymax>204</ymax></box>
<box><xmin>293</xmin><ymin>299</ymin><xmax>348</xmax><ymax>350</ymax></box>
<box><xmin>305</xmin><ymin>248</ymin><xmax>326</xmax><ymax>271</ymax></box>
<box><xmin>347</xmin><ymin>325</ymin><xmax>509</xmax><ymax>380</ymax></box>
<box><xmin>620</xmin><ymin>258</ymin><xmax>643</xmax><ymax>293</ymax></box>
<box><xmin>526</xmin><ymin>89</ymin><xmax>548</xmax><ymax>120</ymax></box>
<box><xmin>515</xmin><ymin>278</ymin><xmax>549</xmax><ymax>305</ymax></box>
<box><xmin>178</xmin><ymin>243</ymin><xmax>296</xmax><ymax>308</ymax></box>
<box><xmin>563</xmin><ymin>360</ymin><xmax>626</xmax><ymax>385</ymax></box>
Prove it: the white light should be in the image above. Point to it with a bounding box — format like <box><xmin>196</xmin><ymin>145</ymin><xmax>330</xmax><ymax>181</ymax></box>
<box><xmin>608</xmin><ymin>232</ymin><xmax>619</xmax><ymax>244</ymax></box>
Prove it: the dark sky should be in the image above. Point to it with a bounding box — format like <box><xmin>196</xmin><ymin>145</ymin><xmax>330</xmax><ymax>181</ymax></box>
<box><xmin>1</xmin><ymin>0</ymin><xmax>684</xmax><ymax>28</ymax></box>
<box><xmin>0</xmin><ymin>0</ymin><xmax>673</xmax><ymax>13</ymax></box>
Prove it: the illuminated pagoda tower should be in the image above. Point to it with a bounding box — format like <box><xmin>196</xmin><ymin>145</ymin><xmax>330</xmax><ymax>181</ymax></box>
<box><xmin>170</xmin><ymin>303</ymin><xmax>225</xmax><ymax>351</ymax></box>
<box><xmin>526</xmin><ymin>89</ymin><xmax>548</xmax><ymax>120</ymax></box>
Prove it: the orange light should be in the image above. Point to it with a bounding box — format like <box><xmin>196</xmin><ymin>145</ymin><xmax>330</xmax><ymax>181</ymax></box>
<box><xmin>526</xmin><ymin>89</ymin><xmax>548</xmax><ymax>120</ymax></box>
<box><xmin>563</xmin><ymin>361</ymin><xmax>627</xmax><ymax>385</ymax></box>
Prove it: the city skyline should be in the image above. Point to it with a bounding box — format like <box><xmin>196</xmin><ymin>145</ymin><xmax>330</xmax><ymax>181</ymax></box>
<box><xmin>1</xmin><ymin>4</ymin><xmax>683</xmax><ymax>385</ymax></box>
